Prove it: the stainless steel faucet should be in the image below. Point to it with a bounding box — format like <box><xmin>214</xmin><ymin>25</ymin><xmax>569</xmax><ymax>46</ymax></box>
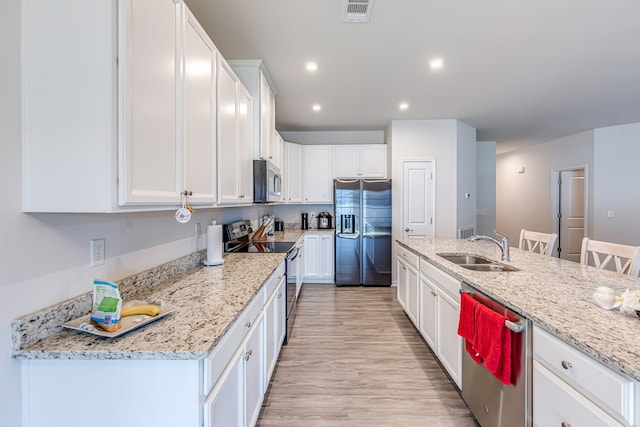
<box><xmin>468</xmin><ymin>230</ymin><xmax>511</xmax><ymax>262</ymax></box>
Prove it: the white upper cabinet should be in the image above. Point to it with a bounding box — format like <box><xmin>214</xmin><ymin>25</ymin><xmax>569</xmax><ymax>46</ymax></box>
<box><xmin>119</xmin><ymin>0</ymin><xmax>181</xmax><ymax>206</ymax></box>
<box><xmin>217</xmin><ymin>58</ymin><xmax>253</xmax><ymax>205</ymax></box>
<box><xmin>283</xmin><ymin>142</ymin><xmax>303</xmax><ymax>203</ymax></box>
<box><xmin>181</xmin><ymin>8</ymin><xmax>217</xmax><ymax>204</ymax></box>
<box><xmin>335</xmin><ymin>144</ymin><xmax>387</xmax><ymax>178</ymax></box>
<box><xmin>22</xmin><ymin>0</ymin><xmax>218</xmax><ymax>212</ymax></box>
<box><xmin>228</xmin><ymin>61</ymin><xmax>278</xmax><ymax>167</ymax></box>
<box><xmin>303</xmin><ymin>145</ymin><xmax>334</xmax><ymax>204</ymax></box>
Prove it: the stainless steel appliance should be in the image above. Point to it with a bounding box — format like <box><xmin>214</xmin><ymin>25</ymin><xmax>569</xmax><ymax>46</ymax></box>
<box><xmin>223</xmin><ymin>219</ymin><xmax>298</xmax><ymax>344</ymax></box>
<box><xmin>317</xmin><ymin>211</ymin><xmax>333</xmax><ymax>229</ymax></box>
<box><xmin>284</xmin><ymin>239</ymin><xmax>303</xmax><ymax>344</ymax></box>
<box><xmin>334</xmin><ymin>179</ymin><xmax>392</xmax><ymax>286</ymax></box>
<box><xmin>461</xmin><ymin>282</ymin><xmax>532</xmax><ymax>427</ymax></box>
<box><xmin>253</xmin><ymin>159</ymin><xmax>282</xmax><ymax>203</ymax></box>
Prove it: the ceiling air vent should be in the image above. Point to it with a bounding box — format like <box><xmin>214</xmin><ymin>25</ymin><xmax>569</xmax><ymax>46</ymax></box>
<box><xmin>343</xmin><ymin>0</ymin><xmax>374</xmax><ymax>23</ymax></box>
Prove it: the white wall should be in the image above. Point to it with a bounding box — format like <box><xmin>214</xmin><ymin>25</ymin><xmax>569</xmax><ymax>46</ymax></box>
<box><xmin>456</xmin><ymin>121</ymin><xmax>478</xmax><ymax>233</ymax></box>
<box><xmin>0</xmin><ymin>4</ymin><xmax>275</xmax><ymax>422</ymax></box>
<box><xmin>593</xmin><ymin>122</ymin><xmax>640</xmax><ymax>245</ymax></box>
<box><xmin>477</xmin><ymin>141</ymin><xmax>497</xmax><ymax>235</ymax></box>
<box><xmin>496</xmin><ymin>130</ymin><xmax>595</xmax><ymax>246</ymax></box>
<box><xmin>390</xmin><ymin>119</ymin><xmax>477</xmax><ymax>284</ymax></box>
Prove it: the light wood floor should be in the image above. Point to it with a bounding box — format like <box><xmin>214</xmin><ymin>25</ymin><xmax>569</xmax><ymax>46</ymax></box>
<box><xmin>257</xmin><ymin>284</ymin><xmax>478</xmax><ymax>427</ymax></box>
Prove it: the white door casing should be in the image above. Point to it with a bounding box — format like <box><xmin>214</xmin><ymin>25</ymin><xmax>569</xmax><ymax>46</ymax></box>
<box><xmin>553</xmin><ymin>168</ymin><xmax>586</xmax><ymax>261</ymax></box>
<box><xmin>402</xmin><ymin>160</ymin><xmax>435</xmax><ymax>239</ymax></box>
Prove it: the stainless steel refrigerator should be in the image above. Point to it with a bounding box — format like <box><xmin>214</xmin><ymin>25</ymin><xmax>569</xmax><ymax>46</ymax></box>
<box><xmin>334</xmin><ymin>179</ymin><xmax>392</xmax><ymax>286</ymax></box>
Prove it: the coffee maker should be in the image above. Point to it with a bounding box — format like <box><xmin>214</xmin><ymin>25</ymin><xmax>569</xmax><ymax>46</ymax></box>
<box><xmin>317</xmin><ymin>212</ymin><xmax>333</xmax><ymax>229</ymax></box>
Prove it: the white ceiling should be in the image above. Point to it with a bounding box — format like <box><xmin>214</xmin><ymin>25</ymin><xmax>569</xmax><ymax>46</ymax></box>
<box><xmin>185</xmin><ymin>0</ymin><xmax>640</xmax><ymax>154</ymax></box>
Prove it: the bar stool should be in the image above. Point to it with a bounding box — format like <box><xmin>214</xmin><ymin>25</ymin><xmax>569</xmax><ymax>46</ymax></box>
<box><xmin>579</xmin><ymin>238</ymin><xmax>640</xmax><ymax>277</ymax></box>
<box><xmin>518</xmin><ymin>229</ymin><xmax>558</xmax><ymax>256</ymax></box>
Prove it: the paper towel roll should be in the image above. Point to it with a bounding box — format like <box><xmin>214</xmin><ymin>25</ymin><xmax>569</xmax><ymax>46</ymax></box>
<box><xmin>203</xmin><ymin>224</ymin><xmax>224</xmax><ymax>266</ymax></box>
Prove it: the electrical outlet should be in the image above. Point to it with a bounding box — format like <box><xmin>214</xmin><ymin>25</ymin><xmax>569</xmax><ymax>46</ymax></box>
<box><xmin>91</xmin><ymin>239</ymin><xmax>105</xmax><ymax>267</ymax></box>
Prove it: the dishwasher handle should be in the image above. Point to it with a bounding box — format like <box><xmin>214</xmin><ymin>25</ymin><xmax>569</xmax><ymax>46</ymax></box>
<box><xmin>459</xmin><ymin>290</ymin><xmax>527</xmax><ymax>333</ymax></box>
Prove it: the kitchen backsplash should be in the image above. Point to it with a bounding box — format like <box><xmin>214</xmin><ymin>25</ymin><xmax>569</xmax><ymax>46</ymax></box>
<box><xmin>11</xmin><ymin>250</ymin><xmax>206</xmax><ymax>352</ymax></box>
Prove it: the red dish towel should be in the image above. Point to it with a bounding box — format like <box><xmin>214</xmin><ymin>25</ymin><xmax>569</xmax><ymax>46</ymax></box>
<box><xmin>473</xmin><ymin>303</ymin><xmax>512</xmax><ymax>385</ymax></box>
<box><xmin>458</xmin><ymin>293</ymin><xmax>483</xmax><ymax>364</ymax></box>
<box><xmin>457</xmin><ymin>292</ymin><xmax>477</xmax><ymax>341</ymax></box>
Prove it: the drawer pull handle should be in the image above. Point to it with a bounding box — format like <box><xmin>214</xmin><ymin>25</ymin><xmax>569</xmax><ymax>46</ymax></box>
<box><xmin>245</xmin><ymin>321</ymin><xmax>252</xmax><ymax>329</ymax></box>
<box><xmin>245</xmin><ymin>349</ymin><xmax>252</xmax><ymax>361</ymax></box>
<box><xmin>561</xmin><ymin>360</ymin><xmax>573</xmax><ymax>370</ymax></box>
<box><xmin>561</xmin><ymin>422</ymin><xmax>572</xmax><ymax>427</ymax></box>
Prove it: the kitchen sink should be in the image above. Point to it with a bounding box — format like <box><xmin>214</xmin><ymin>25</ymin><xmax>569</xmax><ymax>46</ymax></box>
<box><xmin>437</xmin><ymin>254</ymin><xmax>493</xmax><ymax>265</ymax></box>
<box><xmin>437</xmin><ymin>253</ymin><xmax>519</xmax><ymax>272</ymax></box>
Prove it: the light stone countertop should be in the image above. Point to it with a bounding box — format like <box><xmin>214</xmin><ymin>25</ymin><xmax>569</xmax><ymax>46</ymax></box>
<box><xmin>12</xmin><ymin>252</ymin><xmax>286</xmax><ymax>360</ymax></box>
<box><xmin>397</xmin><ymin>238</ymin><xmax>640</xmax><ymax>381</ymax></box>
<box><xmin>11</xmin><ymin>228</ymin><xmax>334</xmax><ymax>361</ymax></box>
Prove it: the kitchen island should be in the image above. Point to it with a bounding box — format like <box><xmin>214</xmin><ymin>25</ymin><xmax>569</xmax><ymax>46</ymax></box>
<box><xmin>397</xmin><ymin>238</ymin><xmax>640</xmax><ymax>381</ymax></box>
<box><xmin>397</xmin><ymin>238</ymin><xmax>640</xmax><ymax>427</ymax></box>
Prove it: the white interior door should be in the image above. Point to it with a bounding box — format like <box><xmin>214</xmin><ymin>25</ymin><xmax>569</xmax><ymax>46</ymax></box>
<box><xmin>558</xmin><ymin>169</ymin><xmax>585</xmax><ymax>261</ymax></box>
<box><xmin>402</xmin><ymin>160</ymin><xmax>434</xmax><ymax>239</ymax></box>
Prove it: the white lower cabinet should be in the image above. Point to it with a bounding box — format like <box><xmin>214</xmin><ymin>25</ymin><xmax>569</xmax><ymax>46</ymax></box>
<box><xmin>264</xmin><ymin>274</ymin><xmax>286</xmax><ymax>387</ymax></box>
<box><xmin>396</xmin><ymin>243</ymin><xmax>419</xmax><ymax>311</ymax></box>
<box><xmin>533</xmin><ymin>326</ymin><xmax>636</xmax><ymax>427</ymax></box>
<box><xmin>21</xmin><ymin>261</ymin><xmax>286</xmax><ymax>427</ymax></box>
<box><xmin>303</xmin><ymin>233</ymin><xmax>334</xmax><ymax>283</ymax></box>
<box><xmin>417</xmin><ymin>265</ymin><xmax>462</xmax><ymax>388</ymax></box>
<box><xmin>396</xmin><ymin>244</ymin><xmax>462</xmax><ymax>389</ymax></box>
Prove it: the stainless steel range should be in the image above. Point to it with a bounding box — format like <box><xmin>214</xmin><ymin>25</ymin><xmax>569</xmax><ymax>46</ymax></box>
<box><xmin>223</xmin><ymin>220</ymin><xmax>298</xmax><ymax>344</ymax></box>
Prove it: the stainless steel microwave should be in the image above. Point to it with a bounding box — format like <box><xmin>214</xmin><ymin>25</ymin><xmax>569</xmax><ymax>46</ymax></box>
<box><xmin>253</xmin><ymin>159</ymin><xmax>282</xmax><ymax>203</ymax></box>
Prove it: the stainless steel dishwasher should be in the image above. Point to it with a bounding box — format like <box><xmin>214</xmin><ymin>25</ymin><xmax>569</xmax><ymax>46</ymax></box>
<box><xmin>461</xmin><ymin>282</ymin><xmax>532</xmax><ymax>427</ymax></box>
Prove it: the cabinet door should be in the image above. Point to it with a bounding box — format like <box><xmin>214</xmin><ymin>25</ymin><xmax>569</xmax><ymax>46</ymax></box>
<box><xmin>119</xmin><ymin>0</ymin><xmax>181</xmax><ymax>205</ymax></box>
<box><xmin>183</xmin><ymin>9</ymin><xmax>216</xmax><ymax>204</ymax></box>
<box><xmin>397</xmin><ymin>258</ymin><xmax>408</xmax><ymax>310</ymax></box>
<box><xmin>237</xmin><ymin>85</ymin><xmax>254</xmax><ymax>203</ymax></box>
<box><xmin>304</xmin><ymin>146</ymin><xmax>333</xmax><ymax>203</ymax></box>
<box><xmin>204</xmin><ymin>346</ymin><xmax>244</xmax><ymax>427</ymax></box>
<box><xmin>244</xmin><ymin>314</ymin><xmax>265</xmax><ymax>427</ymax></box>
<box><xmin>335</xmin><ymin>146</ymin><xmax>360</xmax><ymax>178</ymax></box>
<box><xmin>276</xmin><ymin>278</ymin><xmax>287</xmax><ymax>352</ymax></box>
<box><xmin>359</xmin><ymin>145</ymin><xmax>387</xmax><ymax>178</ymax></box>
<box><xmin>418</xmin><ymin>276</ymin><xmax>437</xmax><ymax>350</ymax></box>
<box><xmin>438</xmin><ymin>290</ymin><xmax>462</xmax><ymax>388</ymax></box>
<box><xmin>320</xmin><ymin>234</ymin><xmax>335</xmax><ymax>279</ymax></box>
<box><xmin>405</xmin><ymin>263</ymin><xmax>419</xmax><ymax>326</ymax></box>
<box><xmin>259</xmin><ymin>71</ymin><xmax>274</xmax><ymax>162</ymax></box>
<box><xmin>217</xmin><ymin>59</ymin><xmax>240</xmax><ymax>204</ymax></box>
<box><xmin>303</xmin><ymin>235</ymin><xmax>320</xmax><ymax>279</ymax></box>
<box><xmin>284</xmin><ymin>142</ymin><xmax>303</xmax><ymax>203</ymax></box>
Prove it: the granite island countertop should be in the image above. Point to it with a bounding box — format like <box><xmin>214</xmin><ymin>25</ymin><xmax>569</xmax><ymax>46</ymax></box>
<box><xmin>397</xmin><ymin>238</ymin><xmax>640</xmax><ymax>381</ymax></box>
<box><xmin>12</xmin><ymin>252</ymin><xmax>286</xmax><ymax>360</ymax></box>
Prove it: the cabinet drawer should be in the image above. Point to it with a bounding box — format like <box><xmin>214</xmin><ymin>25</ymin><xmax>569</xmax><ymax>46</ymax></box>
<box><xmin>419</xmin><ymin>259</ymin><xmax>460</xmax><ymax>299</ymax></box>
<box><xmin>265</xmin><ymin>261</ymin><xmax>286</xmax><ymax>297</ymax></box>
<box><xmin>204</xmin><ymin>288</ymin><xmax>265</xmax><ymax>394</ymax></box>
<box><xmin>533</xmin><ymin>361</ymin><xmax>624</xmax><ymax>427</ymax></box>
<box><xmin>397</xmin><ymin>245</ymin><xmax>419</xmax><ymax>269</ymax></box>
<box><xmin>533</xmin><ymin>327</ymin><xmax>635</xmax><ymax>425</ymax></box>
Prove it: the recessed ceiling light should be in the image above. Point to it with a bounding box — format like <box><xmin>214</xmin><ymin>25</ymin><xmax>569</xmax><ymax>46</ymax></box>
<box><xmin>312</xmin><ymin>104</ymin><xmax>322</xmax><ymax>112</ymax></box>
<box><xmin>305</xmin><ymin>62</ymin><xmax>318</xmax><ymax>72</ymax></box>
<box><xmin>399</xmin><ymin>102</ymin><xmax>409</xmax><ymax>110</ymax></box>
<box><xmin>429</xmin><ymin>58</ymin><xmax>444</xmax><ymax>70</ymax></box>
